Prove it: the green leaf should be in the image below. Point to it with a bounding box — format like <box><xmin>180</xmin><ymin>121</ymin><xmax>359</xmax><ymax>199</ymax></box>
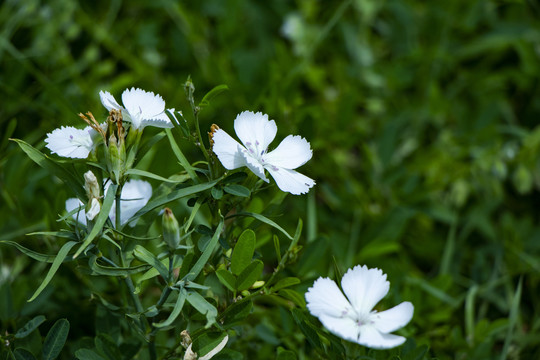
<box><xmin>211</xmin><ymin>186</ymin><xmax>223</xmax><ymax>200</ymax></box>
<box><xmin>186</xmin><ymin>290</ymin><xmax>218</xmax><ymax>328</ymax></box>
<box><xmin>273</xmin><ymin>235</ymin><xmax>281</xmax><ymax>263</ymax></box>
<box><xmin>165</xmin><ymin>128</ymin><xmax>199</xmax><ymax>183</ymax></box>
<box><xmin>185</xmin><ymin>219</ymin><xmax>224</xmax><ymax>282</ymax></box>
<box><xmin>271</xmin><ymin>277</ymin><xmax>300</xmax><ymax>292</ymax></box>
<box><xmin>0</xmin><ymin>241</ymin><xmax>62</xmax><ymax>263</ymax></box>
<box><xmin>73</xmin><ymin>184</ymin><xmax>117</xmax><ymax>259</ymax></box>
<box><xmin>42</xmin><ymin>319</ymin><xmax>70</xmax><ymax>360</ymax></box>
<box><xmin>223</xmin><ymin>184</ymin><xmax>250</xmax><ymax>198</ymax></box>
<box><xmin>178</xmin><ymin>252</ymin><xmax>195</xmax><ymax>280</ymax></box>
<box><xmin>198</xmin><ymin>84</ymin><xmax>229</xmax><ymax>108</ymax></box>
<box><xmin>227</xmin><ymin>212</ymin><xmax>292</xmax><ymax>240</ymax></box>
<box><xmin>132</xmin><ymin>180</ymin><xmax>219</xmax><ymax>220</ymax></box>
<box><xmin>133</xmin><ymin>245</ymin><xmax>169</xmax><ymax>281</ymax></box>
<box><xmin>15</xmin><ymin>315</ymin><xmax>46</xmax><ymax>338</ymax></box>
<box><xmin>95</xmin><ymin>333</ymin><xmax>121</xmax><ymax>360</ymax></box>
<box><xmin>26</xmin><ymin>231</ymin><xmax>78</xmax><ymax>240</ymax></box>
<box><xmin>216</xmin><ymin>269</ymin><xmax>236</xmax><ymax>291</ymax></box>
<box><xmin>88</xmin><ymin>255</ymin><xmax>151</xmax><ymax>277</ymax></box>
<box><xmin>219</xmin><ymin>298</ymin><xmax>252</xmax><ymax>329</ymax></box>
<box><xmin>153</xmin><ymin>287</ymin><xmax>187</xmax><ymax>328</ymax></box>
<box><xmin>500</xmin><ymin>277</ymin><xmax>523</xmax><ymax>360</ymax></box>
<box><xmin>291</xmin><ymin>308</ymin><xmax>322</xmax><ymax>349</ymax></box>
<box><xmin>277</xmin><ymin>350</ymin><xmax>297</xmax><ymax>360</ymax></box>
<box><xmin>230</xmin><ymin>229</ymin><xmax>256</xmax><ymax>275</ymax></box>
<box><xmin>28</xmin><ymin>241</ymin><xmax>78</xmax><ymax>302</ymax></box>
<box><xmin>132</xmin><ymin>132</ymin><xmax>166</xmax><ymax>168</ymax></box>
<box><xmin>236</xmin><ymin>260</ymin><xmax>263</xmax><ymax>291</ymax></box>
<box><xmin>278</xmin><ymin>289</ymin><xmax>305</xmax><ymax>307</ymax></box>
<box><xmin>75</xmin><ymin>349</ymin><xmax>106</xmax><ymax>360</ymax></box>
<box><xmin>11</xmin><ymin>139</ymin><xmax>85</xmax><ymax>200</ymax></box>
<box><xmin>125</xmin><ymin>169</ymin><xmax>182</xmax><ymax>183</ymax></box>
<box><xmin>192</xmin><ymin>331</ymin><xmax>227</xmax><ymax>358</ymax></box>
<box><xmin>13</xmin><ymin>348</ymin><xmax>36</xmax><ymax>360</ymax></box>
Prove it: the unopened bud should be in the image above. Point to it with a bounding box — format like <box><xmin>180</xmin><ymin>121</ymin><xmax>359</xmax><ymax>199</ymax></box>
<box><xmin>86</xmin><ymin>198</ymin><xmax>101</xmax><ymax>221</ymax></box>
<box><xmin>107</xmin><ymin>134</ymin><xmax>125</xmax><ymax>183</ymax></box>
<box><xmin>84</xmin><ymin>170</ymin><xmax>100</xmax><ymax>200</ymax></box>
<box><xmin>163</xmin><ymin>208</ymin><xmax>180</xmax><ymax>251</ymax></box>
<box><xmin>251</xmin><ymin>280</ymin><xmax>265</xmax><ymax>289</ymax></box>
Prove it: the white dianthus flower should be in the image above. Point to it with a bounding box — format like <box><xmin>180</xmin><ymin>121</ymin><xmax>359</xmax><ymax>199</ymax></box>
<box><xmin>212</xmin><ymin>111</ymin><xmax>315</xmax><ymax>195</ymax></box>
<box><xmin>305</xmin><ymin>265</ymin><xmax>414</xmax><ymax>349</ymax></box>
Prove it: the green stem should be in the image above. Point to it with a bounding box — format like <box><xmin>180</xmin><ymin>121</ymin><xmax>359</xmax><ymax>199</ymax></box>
<box><xmin>115</xmin><ymin>187</ymin><xmax>150</xmax><ymax>351</ymax></box>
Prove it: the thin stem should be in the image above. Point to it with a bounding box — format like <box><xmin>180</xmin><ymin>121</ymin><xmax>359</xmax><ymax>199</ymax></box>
<box><xmin>115</xmin><ymin>186</ymin><xmax>150</xmax><ymax>351</ymax></box>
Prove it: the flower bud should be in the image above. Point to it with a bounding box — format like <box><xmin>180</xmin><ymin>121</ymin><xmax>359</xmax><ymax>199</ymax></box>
<box><xmin>107</xmin><ymin>134</ymin><xmax>125</xmax><ymax>183</ymax></box>
<box><xmin>162</xmin><ymin>208</ymin><xmax>180</xmax><ymax>251</ymax></box>
<box><xmin>84</xmin><ymin>170</ymin><xmax>100</xmax><ymax>200</ymax></box>
<box><xmin>86</xmin><ymin>197</ymin><xmax>101</xmax><ymax>221</ymax></box>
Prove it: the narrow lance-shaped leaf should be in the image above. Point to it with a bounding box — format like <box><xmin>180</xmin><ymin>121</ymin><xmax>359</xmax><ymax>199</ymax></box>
<box><xmin>165</xmin><ymin>128</ymin><xmax>199</xmax><ymax>183</ymax></box>
<box><xmin>88</xmin><ymin>255</ymin><xmax>151</xmax><ymax>277</ymax></box>
<box><xmin>133</xmin><ymin>245</ymin><xmax>169</xmax><ymax>281</ymax></box>
<box><xmin>73</xmin><ymin>184</ymin><xmax>117</xmax><ymax>259</ymax></box>
<box><xmin>185</xmin><ymin>218</ymin><xmax>224</xmax><ymax>282</ymax></box>
<box><xmin>0</xmin><ymin>241</ymin><xmax>63</xmax><ymax>263</ymax></box>
<box><xmin>227</xmin><ymin>212</ymin><xmax>293</xmax><ymax>240</ymax></box>
<box><xmin>42</xmin><ymin>319</ymin><xmax>70</xmax><ymax>360</ymax></box>
<box><xmin>125</xmin><ymin>169</ymin><xmax>182</xmax><ymax>183</ymax></box>
<box><xmin>153</xmin><ymin>287</ymin><xmax>187</xmax><ymax>328</ymax></box>
<box><xmin>198</xmin><ymin>84</ymin><xmax>229</xmax><ymax>109</ymax></box>
<box><xmin>131</xmin><ymin>180</ymin><xmax>219</xmax><ymax>221</ymax></box>
<box><xmin>185</xmin><ymin>290</ymin><xmax>218</xmax><ymax>328</ymax></box>
<box><xmin>11</xmin><ymin>139</ymin><xmax>86</xmax><ymax>200</ymax></box>
<box><xmin>28</xmin><ymin>241</ymin><xmax>78</xmax><ymax>302</ymax></box>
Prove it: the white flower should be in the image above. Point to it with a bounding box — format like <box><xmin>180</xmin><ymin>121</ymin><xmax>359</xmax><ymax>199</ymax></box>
<box><xmin>184</xmin><ymin>335</ymin><xmax>228</xmax><ymax>360</ymax></box>
<box><xmin>86</xmin><ymin>198</ymin><xmax>101</xmax><ymax>221</ymax></box>
<box><xmin>305</xmin><ymin>265</ymin><xmax>414</xmax><ymax>349</ymax></box>
<box><xmin>99</xmin><ymin>88</ymin><xmax>174</xmax><ymax>130</ymax></box>
<box><xmin>45</xmin><ymin>125</ymin><xmax>100</xmax><ymax>159</ymax></box>
<box><xmin>212</xmin><ymin>111</ymin><xmax>315</xmax><ymax>195</ymax></box>
<box><xmin>66</xmin><ymin>179</ymin><xmax>152</xmax><ymax>227</ymax></box>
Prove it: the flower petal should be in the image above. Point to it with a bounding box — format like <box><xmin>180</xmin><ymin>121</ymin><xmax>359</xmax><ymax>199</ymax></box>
<box><xmin>199</xmin><ymin>335</ymin><xmax>228</xmax><ymax>360</ymax></box>
<box><xmin>99</xmin><ymin>90</ymin><xmax>122</xmax><ymax>112</ymax></box>
<box><xmin>108</xmin><ymin>180</ymin><xmax>152</xmax><ymax>227</ymax></box>
<box><xmin>318</xmin><ymin>314</ymin><xmax>360</xmax><ymax>343</ymax></box>
<box><xmin>265</xmin><ymin>166</ymin><xmax>315</xmax><ymax>195</ymax></box>
<box><xmin>234</xmin><ymin>111</ymin><xmax>277</xmax><ymax>151</ymax></box>
<box><xmin>140</xmin><ymin>108</ymin><xmax>175</xmax><ymax>129</ymax></box>
<box><xmin>357</xmin><ymin>325</ymin><xmax>407</xmax><ymax>349</ymax></box>
<box><xmin>212</xmin><ymin>129</ymin><xmax>246</xmax><ymax>170</ymax></box>
<box><xmin>122</xmin><ymin>88</ymin><xmax>167</xmax><ymax>129</ymax></box>
<box><xmin>86</xmin><ymin>198</ymin><xmax>101</xmax><ymax>221</ymax></box>
<box><xmin>341</xmin><ymin>265</ymin><xmax>389</xmax><ymax>315</ymax></box>
<box><xmin>371</xmin><ymin>301</ymin><xmax>414</xmax><ymax>333</ymax></box>
<box><xmin>305</xmin><ymin>277</ymin><xmax>354</xmax><ymax>318</ymax></box>
<box><xmin>264</xmin><ymin>135</ymin><xmax>312</xmax><ymax>169</ymax></box>
<box><xmin>45</xmin><ymin>126</ymin><xmax>96</xmax><ymax>159</ymax></box>
<box><xmin>240</xmin><ymin>147</ymin><xmax>268</xmax><ymax>182</ymax></box>
<box><xmin>65</xmin><ymin>198</ymin><xmax>86</xmax><ymax>225</ymax></box>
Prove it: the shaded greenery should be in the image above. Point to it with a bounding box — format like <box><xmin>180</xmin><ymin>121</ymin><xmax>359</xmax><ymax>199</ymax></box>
<box><xmin>1</xmin><ymin>0</ymin><xmax>540</xmax><ymax>358</ymax></box>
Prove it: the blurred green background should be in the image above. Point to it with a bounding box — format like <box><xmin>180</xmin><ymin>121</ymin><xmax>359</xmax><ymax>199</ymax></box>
<box><xmin>1</xmin><ymin>0</ymin><xmax>540</xmax><ymax>358</ymax></box>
